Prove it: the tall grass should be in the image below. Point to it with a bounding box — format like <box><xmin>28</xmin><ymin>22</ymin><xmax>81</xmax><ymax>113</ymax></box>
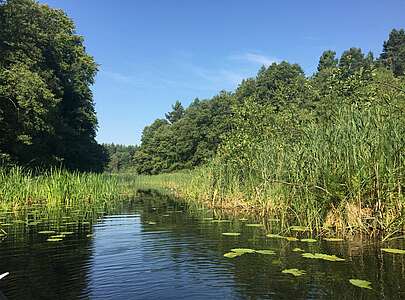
<box><xmin>162</xmin><ymin>97</ymin><xmax>405</xmax><ymax>237</ymax></box>
<box><xmin>0</xmin><ymin>167</ymin><xmax>143</xmax><ymax>210</ymax></box>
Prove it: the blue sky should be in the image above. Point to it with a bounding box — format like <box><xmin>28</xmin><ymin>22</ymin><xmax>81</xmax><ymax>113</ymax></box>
<box><xmin>39</xmin><ymin>0</ymin><xmax>405</xmax><ymax>145</ymax></box>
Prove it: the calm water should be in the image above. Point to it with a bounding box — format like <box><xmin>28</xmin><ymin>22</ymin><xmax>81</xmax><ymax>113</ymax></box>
<box><xmin>0</xmin><ymin>190</ymin><xmax>404</xmax><ymax>299</ymax></box>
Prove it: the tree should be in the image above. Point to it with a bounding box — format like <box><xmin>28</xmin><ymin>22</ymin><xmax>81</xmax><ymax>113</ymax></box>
<box><xmin>0</xmin><ymin>0</ymin><xmax>106</xmax><ymax>171</ymax></box>
<box><xmin>380</xmin><ymin>28</ymin><xmax>405</xmax><ymax>76</ymax></box>
<box><xmin>339</xmin><ymin>48</ymin><xmax>373</xmax><ymax>77</ymax></box>
<box><xmin>317</xmin><ymin>50</ymin><xmax>338</xmax><ymax>72</ymax></box>
<box><xmin>165</xmin><ymin>101</ymin><xmax>184</xmax><ymax>124</ymax></box>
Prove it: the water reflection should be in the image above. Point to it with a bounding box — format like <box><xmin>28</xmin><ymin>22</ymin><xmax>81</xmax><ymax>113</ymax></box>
<box><xmin>0</xmin><ymin>190</ymin><xmax>404</xmax><ymax>299</ymax></box>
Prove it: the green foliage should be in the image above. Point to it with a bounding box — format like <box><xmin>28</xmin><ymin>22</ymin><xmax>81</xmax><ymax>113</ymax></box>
<box><xmin>103</xmin><ymin>143</ymin><xmax>138</xmax><ymax>173</ymax></box>
<box><xmin>317</xmin><ymin>50</ymin><xmax>338</xmax><ymax>72</ymax></box>
<box><xmin>0</xmin><ymin>167</ymin><xmax>142</xmax><ymax>210</ymax></box>
<box><xmin>0</xmin><ymin>0</ymin><xmax>106</xmax><ymax>171</ymax></box>
<box><xmin>139</xmin><ymin>29</ymin><xmax>405</xmax><ymax>236</ymax></box>
<box><xmin>380</xmin><ymin>28</ymin><xmax>405</xmax><ymax>76</ymax></box>
<box><xmin>134</xmin><ymin>92</ymin><xmax>232</xmax><ymax>174</ymax></box>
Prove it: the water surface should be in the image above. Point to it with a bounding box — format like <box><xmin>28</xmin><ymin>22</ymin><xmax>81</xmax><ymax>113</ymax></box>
<box><xmin>0</xmin><ymin>190</ymin><xmax>404</xmax><ymax>299</ymax></box>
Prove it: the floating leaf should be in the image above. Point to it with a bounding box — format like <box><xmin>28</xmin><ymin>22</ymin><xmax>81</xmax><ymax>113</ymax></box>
<box><xmin>349</xmin><ymin>279</ymin><xmax>372</xmax><ymax>290</ymax></box>
<box><xmin>245</xmin><ymin>223</ymin><xmax>263</xmax><ymax>227</ymax></box>
<box><xmin>285</xmin><ymin>236</ymin><xmax>299</xmax><ymax>241</ymax></box>
<box><xmin>231</xmin><ymin>248</ymin><xmax>256</xmax><ymax>254</ymax></box>
<box><xmin>239</xmin><ymin>218</ymin><xmax>248</xmax><ymax>221</ymax></box>
<box><xmin>50</xmin><ymin>234</ymin><xmax>65</xmax><ymax>239</ymax></box>
<box><xmin>256</xmin><ymin>249</ymin><xmax>275</xmax><ymax>255</ymax></box>
<box><xmin>38</xmin><ymin>230</ymin><xmax>55</xmax><ymax>234</ymax></box>
<box><xmin>60</xmin><ymin>232</ymin><xmax>74</xmax><ymax>235</ymax></box>
<box><xmin>162</xmin><ymin>214</ymin><xmax>170</xmax><ymax>217</ymax></box>
<box><xmin>290</xmin><ymin>226</ymin><xmax>308</xmax><ymax>232</ymax></box>
<box><xmin>300</xmin><ymin>238</ymin><xmax>317</xmax><ymax>243</ymax></box>
<box><xmin>211</xmin><ymin>220</ymin><xmax>231</xmax><ymax>223</ymax></box>
<box><xmin>324</xmin><ymin>238</ymin><xmax>344</xmax><ymax>242</ymax></box>
<box><xmin>293</xmin><ymin>248</ymin><xmax>304</xmax><ymax>252</ymax></box>
<box><xmin>202</xmin><ymin>217</ymin><xmax>213</xmax><ymax>221</ymax></box>
<box><xmin>381</xmin><ymin>248</ymin><xmax>405</xmax><ymax>255</ymax></box>
<box><xmin>266</xmin><ymin>234</ymin><xmax>284</xmax><ymax>239</ymax></box>
<box><xmin>222</xmin><ymin>232</ymin><xmax>241</xmax><ymax>236</ymax></box>
<box><xmin>47</xmin><ymin>238</ymin><xmax>63</xmax><ymax>242</ymax></box>
<box><xmin>147</xmin><ymin>221</ymin><xmax>156</xmax><ymax>225</ymax></box>
<box><xmin>86</xmin><ymin>234</ymin><xmax>93</xmax><ymax>238</ymax></box>
<box><xmin>224</xmin><ymin>252</ymin><xmax>242</xmax><ymax>258</ymax></box>
<box><xmin>302</xmin><ymin>253</ymin><xmax>345</xmax><ymax>262</ymax></box>
<box><xmin>282</xmin><ymin>268</ymin><xmax>306</xmax><ymax>277</ymax></box>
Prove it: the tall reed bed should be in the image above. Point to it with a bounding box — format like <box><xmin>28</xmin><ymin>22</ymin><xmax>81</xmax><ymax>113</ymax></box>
<box><xmin>167</xmin><ymin>95</ymin><xmax>405</xmax><ymax>236</ymax></box>
<box><xmin>0</xmin><ymin>167</ymin><xmax>142</xmax><ymax>210</ymax></box>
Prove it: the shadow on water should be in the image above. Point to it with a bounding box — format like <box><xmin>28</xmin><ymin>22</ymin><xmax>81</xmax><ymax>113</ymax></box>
<box><xmin>0</xmin><ymin>189</ymin><xmax>404</xmax><ymax>299</ymax></box>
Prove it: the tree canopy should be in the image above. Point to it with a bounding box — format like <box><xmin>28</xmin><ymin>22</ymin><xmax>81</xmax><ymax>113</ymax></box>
<box><xmin>0</xmin><ymin>0</ymin><xmax>107</xmax><ymax>171</ymax></box>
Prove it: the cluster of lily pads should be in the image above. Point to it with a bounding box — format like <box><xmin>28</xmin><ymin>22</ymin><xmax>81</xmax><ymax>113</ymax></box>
<box><xmin>206</xmin><ymin>218</ymin><xmax>405</xmax><ymax>291</ymax></box>
<box><xmin>0</xmin><ymin>210</ymin><xmax>96</xmax><ymax>243</ymax></box>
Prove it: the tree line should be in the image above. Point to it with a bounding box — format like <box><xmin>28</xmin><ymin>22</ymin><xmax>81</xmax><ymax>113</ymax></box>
<box><xmin>133</xmin><ymin>28</ymin><xmax>405</xmax><ymax>175</ymax></box>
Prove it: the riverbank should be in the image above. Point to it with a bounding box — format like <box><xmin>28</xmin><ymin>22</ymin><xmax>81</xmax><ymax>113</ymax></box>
<box><xmin>137</xmin><ymin>169</ymin><xmax>405</xmax><ymax>240</ymax></box>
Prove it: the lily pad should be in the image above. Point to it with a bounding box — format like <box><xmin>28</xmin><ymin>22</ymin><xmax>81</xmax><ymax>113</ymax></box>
<box><xmin>282</xmin><ymin>268</ymin><xmax>306</xmax><ymax>277</ymax></box>
<box><xmin>349</xmin><ymin>279</ymin><xmax>372</xmax><ymax>290</ymax></box>
<box><xmin>50</xmin><ymin>234</ymin><xmax>65</xmax><ymax>239</ymax></box>
<box><xmin>47</xmin><ymin>238</ymin><xmax>63</xmax><ymax>242</ymax></box>
<box><xmin>60</xmin><ymin>232</ymin><xmax>74</xmax><ymax>235</ymax></box>
<box><xmin>231</xmin><ymin>248</ymin><xmax>256</xmax><ymax>254</ymax></box>
<box><xmin>224</xmin><ymin>252</ymin><xmax>242</xmax><ymax>258</ymax></box>
<box><xmin>381</xmin><ymin>248</ymin><xmax>405</xmax><ymax>255</ymax></box>
<box><xmin>300</xmin><ymin>238</ymin><xmax>317</xmax><ymax>243</ymax></box>
<box><xmin>293</xmin><ymin>248</ymin><xmax>305</xmax><ymax>252</ymax></box>
<box><xmin>285</xmin><ymin>236</ymin><xmax>299</xmax><ymax>241</ymax></box>
<box><xmin>211</xmin><ymin>220</ymin><xmax>231</xmax><ymax>223</ymax></box>
<box><xmin>266</xmin><ymin>234</ymin><xmax>284</xmax><ymax>239</ymax></box>
<box><xmin>245</xmin><ymin>223</ymin><xmax>263</xmax><ymax>227</ymax></box>
<box><xmin>222</xmin><ymin>232</ymin><xmax>241</xmax><ymax>236</ymax></box>
<box><xmin>302</xmin><ymin>253</ymin><xmax>345</xmax><ymax>262</ymax></box>
<box><xmin>256</xmin><ymin>249</ymin><xmax>275</xmax><ymax>255</ymax></box>
<box><xmin>290</xmin><ymin>226</ymin><xmax>308</xmax><ymax>232</ymax></box>
<box><xmin>86</xmin><ymin>234</ymin><xmax>93</xmax><ymax>238</ymax></box>
<box><xmin>324</xmin><ymin>238</ymin><xmax>344</xmax><ymax>242</ymax></box>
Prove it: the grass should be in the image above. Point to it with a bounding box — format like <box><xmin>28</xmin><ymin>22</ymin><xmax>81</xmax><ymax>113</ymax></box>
<box><xmin>0</xmin><ymin>167</ymin><xmax>143</xmax><ymax>210</ymax></box>
<box><xmin>142</xmin><ymin>99</ymin><xmax>405</xmax><ymax>238</ymax></box>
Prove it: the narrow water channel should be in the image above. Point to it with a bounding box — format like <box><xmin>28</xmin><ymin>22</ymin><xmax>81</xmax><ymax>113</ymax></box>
<box><xmin>0</xmin><ymin>190</ymin><xmax>404</xmax><ymax>299</ymax></box>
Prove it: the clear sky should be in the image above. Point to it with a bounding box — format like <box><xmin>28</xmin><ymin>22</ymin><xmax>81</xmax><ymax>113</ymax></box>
<box><xmin>39</xmin><ymin>0</ymin><xmax>405</xmax><ymax>145</ymax></box>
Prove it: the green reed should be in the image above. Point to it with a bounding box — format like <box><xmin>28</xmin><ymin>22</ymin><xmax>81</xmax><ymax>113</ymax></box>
<box><xmin>0</xmin><ymin>167</ymin><xmax>142</xmax><ymax>210</ymax></box>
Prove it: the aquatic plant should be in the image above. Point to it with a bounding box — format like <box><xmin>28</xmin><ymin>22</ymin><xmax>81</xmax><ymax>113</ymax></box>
<box><xmin>349</xmin><ymin>279</ymin><xmax>372</xmax><ymax>289</ymax></box>
<box><xmin>282</xmin><ymin>269</ymin><xmax>306</xmax><ymax>277</ymax></box>
<box><xmin>381</xmin><ymin>248</ymin><xmax>405</xmax><ymax>254</ymax></box>
<box><xmin>302</xmin><ymin>253</ymin><xmax>345</xmax><ymax>262</ymax></box>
